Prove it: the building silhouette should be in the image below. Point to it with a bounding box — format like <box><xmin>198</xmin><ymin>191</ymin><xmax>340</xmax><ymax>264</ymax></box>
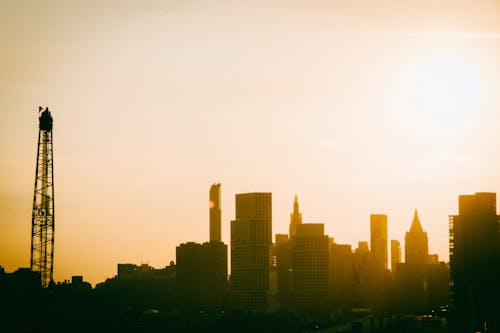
<box><xmin>390</xmin><ymin>239</ymin><xmax>401</xmax><ymax>274</ymax></box>
<box><xmin>176</xmin><ymin>184</ymin><xmax>228</xmax><ymax>311</ymax></box>
<box><xmin>117</xmin><ymin>262</ymin><xmax>176</xmax><ymax>280</ymax></box>
<box><xmin>356</xmin><ymin>241</ymin><xmax>369</xmax><ymax>255</ymax></box>
<box><xmin>230</xmin><ymin>192</ymin><xmax>272</xmax><ymax>312</ymax></box>
<box><xmin>289</xmin><ymin>195</ymin><xmax>302</xmax><ymax>238</ymax></box>
<box><xmin>395</xmin><ymin>211</ymin><xmax>429</xmax><ymax>313</ymax></box>
<box><xmin>290</xmin><ymin>223</ymin><xmax>330</xmax><ymax>312</ymax></box>
<box><xmin>275</xmin><ymin>233</ymin><xmax>292</xmax><ymax>307</ymax></box>
<box><xmin>405</xmin><ymin>210</ymin><xmax>429</xmax><ymax>265</ymax></box>
<box><xmin>394</xmin><ymin>211</ymin><xmax>449</xmax><ymax>314</ymax></box>
<box><xmin>449</xmin><ymin>192</ymin><xmax>500</xmax><ymax>333</ymax></box>
<box><xmin>176</xmin><ymin>241</ymin><xmax>228</xmax><ymax>311</ymax></box>
<box><xmin>370</xmin><ymin>214</ymin><xmax>388</xmax><ymax>270</ymax></box>
<box><xmin>202</xmin><ymin>241</ymin><xmax>228</xmax><ymax>310</ymax></box>
<box><xmin>331</xmin><ymin>243</ymin><xmax>355</xmax><ymax>310</ymax></box>
<box><xmin>351</xmin><ymin>241</ymin><xmax>370</xmax><ymax>308</ymax></box>
<box><xmin>209</xmin><ymin>183</ymin><xmax>222</xmax><ymax>242</ymax></box>
<box><xmin>176</xmin><ymin>243</ymin><xmax>204</xmax><ymax>309</ymax></box>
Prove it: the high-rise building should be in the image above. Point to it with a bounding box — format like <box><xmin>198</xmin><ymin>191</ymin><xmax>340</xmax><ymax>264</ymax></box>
<box><xmin>391</xmin><ymin>239</ymin><xmax>401</xmax><ymax>273</ymax></box>
<box><xmin>275</xmin><ymin>234</ymin><xmax>292</xmax><ymax>306</ymax></box>
<box><xmin>370</xmin><ymin>214</ymin><xmax>388</xmax><ymax>270</ymax></box>
<box><xmin>176</xmin><ymin>241</ymin><xmax>228</xmax><ymax>311</ymax></box>
<box><xmin>405</xmin><ymin>210</ymin><xmax>428</xmax><ymax>265</ymax></box>
<box><xmin>209</xmin><ymin>183</ymin><xmax>221</xmax><ymax>242</ymax></box>
<box><xmin>355</xmin><ymin>241</ymin><xmax>369</xmax><ymax>255</ymax></box>
<box><xmin>176</xmin><ymin>243</ymin><xmax>203</xmax><ymax>309</ymax></box>
<box><xmin>393</xmin><ymin>211</ymin><xmax>449</xmax><ymax>314</ymax></box>
<box><xmin>291</xmin><ymin>223</ymin><xmax>330</xmax><ymax>311</ymax></box>
<box><xmin>449</xmin><ymin>192</ymin><xmax>500</xmax><ymax>333</ymax></box>
<box><xmin>230</xmin><ymin>192</ymin><xmax>272</xmax><ymax>312</ymax></box>
<box><xmin>428</xmin><ymin>254</ymin><xmax>439</xmax><ymax>264</ymax></box>
<box><xmin>289</xmin><ymin>195</ymin><xmax>303</xmax><ymax>238</ymax></box>
<box><xmin>202</xmin><ymin>241</ymin><xmax>228</xmax><ymax>310</ymax></box>
<box><xmin>331</xmin><ymin>243</ymin><xmax>354</xmax><ymax>308</ymax></box>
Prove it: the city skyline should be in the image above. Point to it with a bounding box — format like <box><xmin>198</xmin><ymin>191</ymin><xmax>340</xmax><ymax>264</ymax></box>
<box><xmin>1</xmin><ymin>180</ymin><xmax>480</xmax><ymax>286</ymax></box>
<box><xmin>2</xmin><ymin>1</ymin><xmax>500</xmax><ymax>285</ymax></box>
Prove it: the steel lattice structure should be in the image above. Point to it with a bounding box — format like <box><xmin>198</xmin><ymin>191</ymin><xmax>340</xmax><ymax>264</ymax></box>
<box><xmin>30</xmin><ymin>107</ymin><xmax>55</xmax><ymax>287</ymax></box>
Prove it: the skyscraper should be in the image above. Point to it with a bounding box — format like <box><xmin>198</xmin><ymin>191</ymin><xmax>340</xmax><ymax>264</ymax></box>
<box><xmin>449</xmin><ymin>192</ymin><xmax>500</xmax><ymax>333</ymax></box>
<box><xmin>209</xmin><ymin>183</ymin><xmax>221</xmax><ymax>242</ymax></box>
<box><xmin>202</xmin><ymin>241</ymin><xmax>228</xmax><ymax>310</ymax></box>
<box><xmin>275</xmin><ymin>234</ymin><xmax>291</xmax><ymax>306</ymax></box>
<box><xmin>230</xmin><ymin>192</ymin><xmax>272</xmax><ymax>312</ymax></box>
<box><xmin>390</xmin><ymin>239</ymin><xmax>401</xmax><ymax>273</ymax></box>
<box><xmin>289</xmin><ymin>195</ymin><xmax>302</xmax><ymax>238</ymax></box>
<box><xmin>331</xmin><ymin>243</ymin><xmax>354</xmax><ymax>308</ymax></box>
<box><xmin>405</xmin><ymin>210</ymin><xmax>428</xmax><ymax>265</ymax></box>
<box><xmin>176</xmin><ymin>241</ymin><xmax>228</xmax><ymax>311</ymax></box>
<box><xmin>176</xmin><ymin>242</ymin><xmax>203</xmax><ymax>309</ymax></box>
<box><xmin>370</xmin><ymin>214</ymin><xmax>388</xmax><ymax>270</ymax></box>
<box><xmin>291</xmin><ymin>223</ymin><xmax>329</xmax><ymax>311</ymax></box>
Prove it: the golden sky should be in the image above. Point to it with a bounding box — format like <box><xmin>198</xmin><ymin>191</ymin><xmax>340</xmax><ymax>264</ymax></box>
<box><xmin>1</xmin><ymin>0</ymin><xmax>500</xmax><ymax>285</ymax></box>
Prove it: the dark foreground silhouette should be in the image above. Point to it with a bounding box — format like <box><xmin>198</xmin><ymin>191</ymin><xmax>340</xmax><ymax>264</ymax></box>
<box><xmin>0</xmin><ymin>268</ymin><xmax>447</xmax><ymax>333</ymax></box>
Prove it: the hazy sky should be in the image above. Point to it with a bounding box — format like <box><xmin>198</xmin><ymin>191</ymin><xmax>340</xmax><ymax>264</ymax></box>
<box><xmin>1</xmin><ymin>0</ymin><xmax>500</xmax><ymax>284</ymax></box>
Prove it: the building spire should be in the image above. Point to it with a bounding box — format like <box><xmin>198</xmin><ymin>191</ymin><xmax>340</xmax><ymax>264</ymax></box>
<box><xmin>409</xmin><ymin>209</ymin><xmax>424</xmax><ymax>233</ymax></box>
<box><xmin>289</xmin><ymin>195</ymin><xmax>303</xmax><ymax>238</ymax></box>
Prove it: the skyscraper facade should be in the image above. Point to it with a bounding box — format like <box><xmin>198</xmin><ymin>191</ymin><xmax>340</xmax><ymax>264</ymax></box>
<box><xmin>390</xmin><ymin>239</ymin><xmax>401</xmax><ymax>273</ymax></box>
<box><xmin>405</xmin><ymin>210</ymin><xmax>428</xmax><ymax>265</ymax></box>
<box><xmin>230</xmin><ymin>192</ymin><xmax>272</xmax><ymax>312</ymax></box>
<box><xmin>209</xmin><ymin>183</ymin><xmax>221</xmax><ymax>242</ymax></box>
<box><xmin>201</xmin><ymin>241</ymin><xmax>228</xmax><ymax>310</ymax></box>
<box><xmin>176</xmin><ymin>241</ymin><xmax>228</xmax><ymax>311</ymax></box>
<box><xmin>331</xmin><ymin>243</ymin><xmax>354</xmax><ymax>308</ymax></box>
<box><xmin>275</xmin><ymin>234</ymin><xmax>292</xmax><ymax>306</ymax></box>
<box><xmin>176</xmin><ymin>242</ymin><xmax>204</xmax><ymax>309</ymax></box>
<box><xmin>449</xmin><ymin>192</ymin><xmax>500</xmax><ymax>333</ymax></box>
<box><xmin>291</xmin><ymin>223</ymin><xmax>329</xmax><ymax>311</ymax></box>
<box><xmin>370</xmin><ymin>214</ymin><xmax>388</xmax><ymax>270</ymax></box>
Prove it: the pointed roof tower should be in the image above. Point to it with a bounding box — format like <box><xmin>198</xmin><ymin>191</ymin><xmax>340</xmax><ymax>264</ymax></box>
<box><xmin>405</xmin><ymin>209</ymin><xmax>429</xmax><ymax>265</ymax></box>
<box><xmin>409</xmin><ymin>209</ymin><xmax>424</xmax><ymax>233</ymax></box>
<box><xmin>289</xmin><ymin>195</ymin><xmax>303</xmax><ymax>238</ymax></box>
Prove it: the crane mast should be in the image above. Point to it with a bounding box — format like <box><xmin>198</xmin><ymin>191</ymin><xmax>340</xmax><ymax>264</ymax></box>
<box><xmin>30</xmin><ymin>107</ymin><xmax>55</xmax><ymax>287</ymax></box>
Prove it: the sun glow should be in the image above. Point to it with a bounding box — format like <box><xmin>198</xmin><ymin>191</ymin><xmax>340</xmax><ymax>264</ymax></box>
<box><xmin>411</xmin><ymin>54</ymin><xmax>480</xmax><ymax>125</ymax></box>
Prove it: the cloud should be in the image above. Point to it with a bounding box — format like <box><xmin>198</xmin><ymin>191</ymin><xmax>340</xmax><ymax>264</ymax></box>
<box><xmin>388</xmin><ymin>31</ymin><xmax>500</xmax><ymax>40</ymax></box>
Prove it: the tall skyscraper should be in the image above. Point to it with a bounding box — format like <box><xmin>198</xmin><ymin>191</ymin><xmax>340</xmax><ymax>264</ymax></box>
<box><xmin>391</xmin><ymin>239</ymin><xmax>401</xmax><ymax>273</ymax></box>
<box><xmin>405</xmin><ymin>210</ymin><xmax>428</xmax><ymax>265</ymax></box>
<box><xmin>230</xmin><ymin>192</ymin><xmax>272</xmax><ymax>312</ymax></box>
<box><xmin>209</xmin><ymin>183</ymin><xmax>221</xmax><ymax>242</ymax></box>
<box><xmin>289</xmin><ymin>195</ymin><xmax>302</xmax><ymax>238</ymax></box>
<box><xmin>370</xmin><ymin>214</ymin><xmax>388</xmax><ymax>270</ymax></box>
<box><xmin>31</xmin><ymin>107</ymin><xmax>55</xmax><ymax>287</ymax></box>
<box><xmin>291</xmin><ymin>223</ymin><xmax>330</xmax><ymax>311</ymax></box>
<box><xmin>449</xmin><ymin>192</ymin><xmax>500</xmax><ymax>333</ymax></box>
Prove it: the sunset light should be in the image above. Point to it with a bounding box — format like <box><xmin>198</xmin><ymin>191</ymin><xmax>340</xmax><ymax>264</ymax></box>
<box><xmin>412</xmin><ymin>53</ymin><xmax>480</xmax><ymax>125</ymax></box>
<box><xmin>1</xmin><ymin>1</ymin><xmax>500</xmax><ymax>332</ymax></box>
